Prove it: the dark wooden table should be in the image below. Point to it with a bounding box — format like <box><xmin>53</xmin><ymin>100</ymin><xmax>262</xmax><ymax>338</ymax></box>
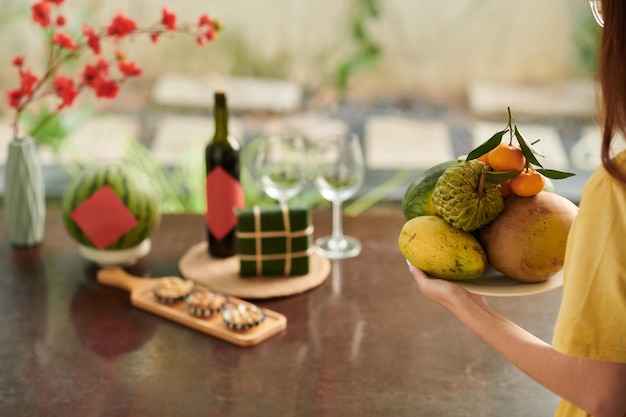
<box><xmin>0</xmin><ymin>206</ymin><xmax>561</xmax><ymax>417</ymax></box>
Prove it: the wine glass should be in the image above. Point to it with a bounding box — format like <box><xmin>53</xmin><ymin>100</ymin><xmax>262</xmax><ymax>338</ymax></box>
<box><xmin>255</xmin><ymin>134</ymin><xmax>308</xmax><ymax>204</ymax></box>
<box><xmin>313</xmin><ymin>133</ymin><xmax>365</xmax><ymax>259</ymax></box>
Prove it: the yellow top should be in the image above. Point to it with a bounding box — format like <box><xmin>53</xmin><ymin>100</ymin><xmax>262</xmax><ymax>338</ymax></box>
<box><xmin>552</xmin><ymin>155</ymin><xmax>626</xmax><ymax>417</ymax></box>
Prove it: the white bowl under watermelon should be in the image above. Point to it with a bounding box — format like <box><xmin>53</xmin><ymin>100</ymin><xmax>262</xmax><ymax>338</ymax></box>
<box><xmin>61</xmin><ymin>163</ymin><xmax>162</xmax><ymax>266</ymax></box>
<box><xmin>78</xmin><ymin>239</ymin><xmax>152</xmax><ymax>266</ymax></box>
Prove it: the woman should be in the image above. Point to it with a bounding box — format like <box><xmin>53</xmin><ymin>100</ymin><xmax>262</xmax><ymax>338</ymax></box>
<box><xmin>409</xmin><ymin>1</ymin><xmax>626</xmax><ymax>416</ymax></box>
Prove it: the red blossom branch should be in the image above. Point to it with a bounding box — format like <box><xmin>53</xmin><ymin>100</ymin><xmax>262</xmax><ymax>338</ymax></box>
<box><xmin>5</xmin><ymin>0</ymin><xmax>222</xmax><ymax>140</ymax></box>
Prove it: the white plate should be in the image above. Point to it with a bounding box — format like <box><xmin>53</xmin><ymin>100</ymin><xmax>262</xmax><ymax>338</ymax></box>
<box><xmin>452</xmin><ymin>266</ymin><xmax>563</xmax><ymax>297</ymax></box>
<box><xmin>407</xmin><ymin>260</ymin><xmax>564</xmax><ymax>297</ymax></box>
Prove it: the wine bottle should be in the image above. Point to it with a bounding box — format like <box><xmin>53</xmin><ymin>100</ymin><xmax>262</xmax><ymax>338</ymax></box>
<box><xmin>205</xmin><ymin>91</ymin><xmax>244</xmax><ymax>258</ymax></box>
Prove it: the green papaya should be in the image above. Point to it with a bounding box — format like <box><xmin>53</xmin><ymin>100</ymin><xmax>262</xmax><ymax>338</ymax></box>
<box><xmin>402</xmin><ymin>160</ymin><xmax>457</xmax><ymax>220</ymax></box>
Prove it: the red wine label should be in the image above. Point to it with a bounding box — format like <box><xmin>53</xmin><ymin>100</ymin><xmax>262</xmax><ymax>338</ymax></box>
<box><xmin>205</xmin><ymin>166</ymin><xmax>244</xmax><ymax>240</ymax></box>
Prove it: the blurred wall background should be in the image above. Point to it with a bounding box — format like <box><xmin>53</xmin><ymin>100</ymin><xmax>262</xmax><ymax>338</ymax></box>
<box><xmin>0</xmin><ymin>0</ymin><xmax>594</xmax><ymax>105</ymax></box>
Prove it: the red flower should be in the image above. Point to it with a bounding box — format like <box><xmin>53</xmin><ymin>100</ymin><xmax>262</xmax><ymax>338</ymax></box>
<box><xmin>198</xmin><ymin>14</ymin><xmax>213</xmax><ymax>28</ymax></box>
<box><xmin>96</xmin><ymin>58</ymin><xmax>109</xmax><ymax>74</ymax></box>
<box><xmin>81</xmin><ymin>59</ymin><xmax>109</xmax><ymax>88</ymax></box>
<box><xmin>94</xmin><ymin>79</ymin><xmax>120</xmax><ymax>99</ymax></box>
<box><xmin>107</xmin><ymin>13</ymin><xmax>137</xmax><ymax>38</ymax></box>
<box><xmin>118</xmin><ymin>61</ymin><xmax>142</xmax><ymax>77</ymax></box>
<box><xmin>82</xmin><ymin>24</ymin><xmax>101</xmax><ymax>55</ymax></box>
<box><xmin>53</xmin><ymin>75</ymin><xmax>78</xmax><ymax>108</ymax></box>
<box><xmin>6</xmin><ymin>89</ymin><xmax>24</xmax><ymax>108</ymax></box>
<box><xmin>82</xmin><ymin>64</ymin><xmax>103</xmax><ymax>88</ymax></box>
<box><xmin>52</xmin><ymin>32</ymin><xmax>78</xmax><ymax>51</ymax></box>
<box><xmin>161</xmin><ymin>8</ymin><xmax>176</xmax><ymax>31</ymax></box>
<box><xmin>31</xmin><ymin>1</ymin><xmax>51</xmax><ymax>28</ymax></box>
<box><xmin>19</xmin><ymin>70</ymin><xmax>39</xmax><ymax>95</ymax></box>
<box><xmin>197</xmin><ymin>15</ymin><xmax>221</xmax><ymax>44</ymax></box>
<box><xmin>5</xmin><ymin>2</ymin><xmax>222</xmax><ymax>141</ymax></box>
<box><xmin>204</xmin><ymin>27</ymin><xmax>218</xmax><ymax>42</ymax></box>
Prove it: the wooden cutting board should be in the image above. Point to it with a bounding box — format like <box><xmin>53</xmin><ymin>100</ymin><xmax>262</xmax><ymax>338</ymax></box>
<box><xmin>96</xmin><ymin>267</ymin><xmax>287</xmax><ymax>347</ymax></box>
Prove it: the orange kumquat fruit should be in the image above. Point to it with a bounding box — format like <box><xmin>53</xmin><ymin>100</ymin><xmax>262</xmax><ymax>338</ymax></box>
<box><xmin>488</xmin><ymin>143</ymin><xmax>526</xmax><ymax>172</ymax></box>
<box><xmin>477</xmin><ymin>153</ymin><xmax>490</xmax><ymax>165</ymax></box>
<box><xmin>499</xmin><ymin>179</ymin><xmax>513</xmax><ymax>199</ymax></box>
<box><xmin>510</xmin><ymin>169</ymin><xmax>545</xmax><ymax>197</ymax></box>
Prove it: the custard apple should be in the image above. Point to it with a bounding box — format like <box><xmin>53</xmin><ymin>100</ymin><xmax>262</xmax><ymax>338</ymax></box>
<box><xmin>432</xmin><ymin>160</ymin><xmax>504</xmax><ymax>231</ymax></box>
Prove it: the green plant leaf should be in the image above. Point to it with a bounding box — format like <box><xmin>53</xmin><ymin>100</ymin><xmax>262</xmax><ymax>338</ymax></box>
<box><xmin>352</xmin><ymin>18</ymin><xmax>368</xmax><ymax>43</ymax></box>
<box><xmin>466</xmin><ymin>128</ymin><xmax>508</xmax><ymax>161</ymax></box>
<box><xmin>537</xmin><ymin>168</ymin><xmax>576</xmax><ymax>179</ymax></box>
<box><xmin>526</xmin><ymin>139</ymin><xmax>546</xmax><ymax>158</ymax></box>
<box><xmin>364</xmin><ymin>0</ymin><xmax>381</xmax><ymax>16</ymax></box>
<box><xmin>177</xmin><ymin>149</ymin><xmax>205</xmax><ymax>213</ymax></box>
<box><xmin>572</xmin><ymin>12</ymin><xmax>601</xmax><ymax>75</ymax></box>
<box><xmin>335</xmin><ymin>0</ymin><xmax>382</xmax><ymax>91</ymax></box>
<box><xmin>336</xmin><ymin>47</ymin><xmax>381</xmax><ymax>90</ymax></box>
<box><xmin>240</xmin><ymin>136</ymin><xmax>272</xmax><ymax>206</ymax></box>
<box><xmin>24</xmin><ymin>106</ymin><xmax>93</xmax><ymax>153</ymax></box>
<box><xmin>514</xmin><ymin>126</ymin><xmax>544</xmax><ymax>168</ymax></box>
<box><xmin>484</xmin><ymin>170</ymin><xmax>521</xmax><ymax>183</ymax></box>
<box><xmin>344</xmin><ymin>170</ymin><xmax>412</xmax><ymax>216</ymax></box>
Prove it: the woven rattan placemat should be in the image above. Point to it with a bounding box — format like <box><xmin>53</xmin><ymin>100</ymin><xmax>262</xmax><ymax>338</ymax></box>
<box><xmin>178</xmin><ymin>241</ymin><xmax>331</xmax><ymax>299</ymax></box>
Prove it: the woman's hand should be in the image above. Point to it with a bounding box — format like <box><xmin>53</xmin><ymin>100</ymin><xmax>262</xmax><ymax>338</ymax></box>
<box><xmin>408</xmin><ymin>262</ymin><xmax>487</xmax><ymax>310</ymax></box>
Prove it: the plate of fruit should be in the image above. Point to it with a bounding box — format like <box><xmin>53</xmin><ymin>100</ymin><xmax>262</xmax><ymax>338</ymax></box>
<box><xmin>450</xmin><ymin>266</ymin><xmax>564</xmax><ymax>297</ymax></box>
<box><xmin>399</xmin><ymin>108</ymin><xmax>577</xmax><ymax>297</ymax></box>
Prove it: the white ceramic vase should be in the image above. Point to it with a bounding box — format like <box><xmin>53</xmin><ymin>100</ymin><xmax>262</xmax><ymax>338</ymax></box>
<box><xmin>4</xmin><ymin>137</ymin><xmax>46</xmax><ymax>247</ymax></box>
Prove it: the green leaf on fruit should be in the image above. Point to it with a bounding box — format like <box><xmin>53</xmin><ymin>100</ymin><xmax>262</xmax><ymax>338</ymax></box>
<box><xmin>514</xmin><ymin>126</ymin><xmax>544</xmax><ymax>168</ymax></box>
<box><xmin>537</xmin><ymin>168</ymin><xmax>576</xmax><ymax>179</ymax></box>
<box><xmin>466</xmin><ymin>128</ymin><xmax>508</xmax><ymax>161</ymax></box>
<box><xmin>484</xmin><ymin>170</ymin><xmax>521</xmax><ymax>183</ymax></box>
<box><xmin>526</xmin><ymin>140</ymin><xmax>546</xmax><ymax>158</ymax></box>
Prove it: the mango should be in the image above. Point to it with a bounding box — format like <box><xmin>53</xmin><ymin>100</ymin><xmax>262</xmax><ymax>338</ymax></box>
<box><xmin>478</xmin><ymin>191</ymin><xmax>578</xmax><ymax>282</ymax></box>
<box><xmin>398</xmin><ymin>216</ymin><xmax>487</xmax><ymax>280</ymax></box>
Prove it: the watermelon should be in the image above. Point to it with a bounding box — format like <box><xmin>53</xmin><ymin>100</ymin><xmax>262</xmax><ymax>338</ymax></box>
<box><xmin>402</xmin><ymin>160</ymin><xmax>457</xmax><ymax>220</ymax></box>
<box><xmin>62</xmin><ymin>163</ymin><xmax>161</xmax><ymax>250</ymax></box>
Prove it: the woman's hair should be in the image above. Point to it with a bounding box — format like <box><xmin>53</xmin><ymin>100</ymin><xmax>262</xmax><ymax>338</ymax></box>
<box><xmin>598</xmin><ymin>0</ymin><xmax>626</xmax><ymax>182</ymax></box>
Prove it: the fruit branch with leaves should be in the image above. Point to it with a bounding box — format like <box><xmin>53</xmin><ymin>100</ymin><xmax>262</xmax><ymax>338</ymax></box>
<box><xmin>5</xmin><ymin>0</ymin><xmax>222</xmax><ymax>141</ymax></box>
<box><xmin>466</xmin><ymin>107</ymin><xmax>575</xmax><ymax>198</ymax></box>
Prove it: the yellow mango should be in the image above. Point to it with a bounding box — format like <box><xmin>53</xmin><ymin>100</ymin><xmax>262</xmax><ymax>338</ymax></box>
<box><xmin>398</xmin><ymin>216</ymin><xmax>487</xmax><ymax>280</ymax></box>
<box><xmin>478</xmin><ymin>192</ymin><xmax>578</xmax><ymax>282</ymax></box>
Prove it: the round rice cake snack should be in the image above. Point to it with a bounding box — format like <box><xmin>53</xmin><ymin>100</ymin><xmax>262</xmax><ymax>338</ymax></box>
<box><xmin>186</xmin><ymin>291</ymin><xmax>227</xmax><ymax>318</ymax></box>
<box><xmin>153</xmin><ymin>277</ymin><xmax>194</xmax><ymax>304</ymax></box>
<box><xmin>222</xmin><ymin>303</ymin><xmax>266</xmax><ymax>331</ymax></box>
